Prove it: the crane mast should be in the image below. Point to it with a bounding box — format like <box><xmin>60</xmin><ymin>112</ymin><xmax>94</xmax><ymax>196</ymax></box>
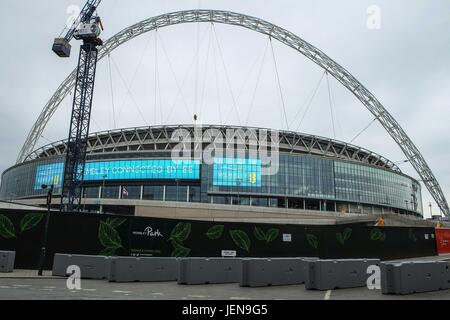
<box><xmin>52</xmin><ymin>0</ymin><xmax>103</xmax><ymax>212</ymax></box>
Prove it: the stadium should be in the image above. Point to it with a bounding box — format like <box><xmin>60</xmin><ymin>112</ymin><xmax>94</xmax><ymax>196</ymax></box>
<box><xmin>0</xmin><ymin>124</ymin><xmax>423</xmax><ymax>219</ymax></box>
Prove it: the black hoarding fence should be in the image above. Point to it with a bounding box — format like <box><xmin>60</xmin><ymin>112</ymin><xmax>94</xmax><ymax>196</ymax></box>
<box><xmin>0</xmin><ymin>210</ymin><xmax>438</xmax><ymax>270</ymax></box>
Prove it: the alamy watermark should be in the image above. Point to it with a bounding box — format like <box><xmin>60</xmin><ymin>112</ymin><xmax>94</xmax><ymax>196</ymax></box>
<box><xmin>367</xmin><ymin>265</ymin><xmax>381</xmax><ymax>290</ymax></box>
<box><xmin>367</xmin><ymin>5</ymin><xmax>382</xmax><ymax>30</ymax></box>
<box><xmin>170</xmin><ymin>124</ymin><xmax>281</xmax><ymax>177</ymax></box>
<box><xmin>66</xmin><ymin>265</ymin><xmax>82</xmax><ymax>290</ymax></box>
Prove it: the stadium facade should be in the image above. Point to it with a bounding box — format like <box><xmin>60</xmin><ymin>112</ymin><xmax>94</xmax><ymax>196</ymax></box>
<box><xmin>0</xmin><ymin>125</ymin><xmax>423</xmax><ymax>217</ymax></box>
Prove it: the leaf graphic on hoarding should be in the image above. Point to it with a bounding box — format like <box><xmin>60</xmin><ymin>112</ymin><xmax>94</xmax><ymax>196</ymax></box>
<box><xmin>106</xmin><ymin>217</ymin><xmax>126</xmax><ymax>229</ymax></box>
<box><xmin>20</xmin><ymin>213</ymin><xmax>44</xmax><ymax>233</ymax></box>
<box><xmin>343</xmin><ymin>228</ymin><xmax>352</xmax><ymax>241</ymax></box>
<box><xmin>370</xmin><ymin>228</ymin><xmax>384</xmax><ymax>241</ymax></box>
<box><xmin>266</xmin><ymin>229</ymin><xmax>280</xmax><ymax>243</ymax></box>
<box><xmin>408</xmin><ymin>229</ymin><xmax>417</xmax><ymax>242</ymax></box>
<box><xmin>171</xmin><ymin>241</ymin><xmax>191</xmax><ymax>257</ymax></box>
<box><xmin>99</xmin><ymin>247</ymin><xmax>117</xmax><ymax>256</ymax></box>
<box><xmin>336</xmin><ymin>233</ymin><xmax>345</xmax><ymax>245</ymax></box>
<box><xmin>98</xmin><ymin>221</ymin><xmax>122</xmax><ymax>249</ymax></box>
<box><xmin>205</xmin><ymin>225</ymin><xmax>225</xmax><ymax>240</ymax></box>
<box><xmin>306</xmin><ymin>234</ymin><xmax>319</xmax><ymax>249</ymax></box>
<box><xmin>0</xmin><ymin>215</ymin><xmax>16</xmax><ymax>239</ymax></box>
<box><xmin>170</xmin><ymin>222</ymin><xmax>192</xmax><ymax>242</ymax></box>
<box><xmin>229</xmin><ymin>230</ymin><xmax>251</xmax><ymax>252</ymax></box>
<box><xmin>253</xmin><ymin>227</ymin><xmax>266</xmax><ymax>241</ymax></box>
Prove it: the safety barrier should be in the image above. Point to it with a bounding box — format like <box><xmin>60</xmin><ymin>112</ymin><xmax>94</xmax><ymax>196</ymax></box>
<box><xmin>0</xmin><ymin>251</ymin><xmax>15</xmax><ymax>273</ymax></box>
<box><xmin>52</xmin><ymin>254</ymin><xmax>110</xmax><ymax>279</ymax></box>
<box><xmin>240</xmin><ymin>258</ymin><xmax>318</xmax><ymax>287</ymax></box>
<box><xmin>381</xmin><ymin>261</ymin><xmax>450</xmax><ymax>295</ymax></box>
<box><xmin>108</xmin><ymin>257</ymin><xmax>179</xmax><ymax>282</ymax></box>
<box><xmin>178</xmin><ymin>258</ymin><xmax>242</xmax><ymax>285</ymax></box>
<box><xmin>305</xmin><ymin>259</ymin><xmax>380</xmax><ymax>290</ymax></box>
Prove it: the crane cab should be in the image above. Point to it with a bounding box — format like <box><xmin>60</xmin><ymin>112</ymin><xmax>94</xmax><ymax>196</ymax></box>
<box><xmin>73</xmin><ymin>23</ymin><xmax>102</xmax><ymax>41</ymax></box>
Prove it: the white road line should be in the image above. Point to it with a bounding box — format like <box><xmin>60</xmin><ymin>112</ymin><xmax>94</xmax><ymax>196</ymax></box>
<box><xmin>230</xmin><ymin>297</ymin><xmax>251</xmax><ymax>300</ymax></box>
<box><xmin>188</xmin><ymin>295</ymin><xmax>207</xmax><ymax>298</ymax></box>
<box><xmin>152</xmin><ymin>293</ymin><xmax>164</xmax><ymax>295</ymax></box>
<box><xmin>112</xmin><ymin>290</ymin><xmax>133</xmax><ymax>294</ymax></box>
<box><xmin>43</xmin><ymin>286</ymin><xmax>56</xmax><ymax>289</ymax></box>
<box><xmin>324</xmin><ymin>290</ymin><xmax>332</xmax><ymax>300</ymax></box>
<box><xmin>82</xmin><ymin>289</ymin><xmax>97</xmax><ymax>292</ymax></box>
<box><xmin>12</xmin><ymin>284</ymin><xmax>32</xmax><ymax>288</ymax></box>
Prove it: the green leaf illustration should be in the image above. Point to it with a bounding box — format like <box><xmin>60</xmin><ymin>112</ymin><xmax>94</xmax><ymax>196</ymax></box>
<box><xmin>20</xmin><ymin>213</ymin><xmax>44</xmax><ymax>233</ymax></box>
<box><xmin>343</xmin><ymin>228</ymin><xmax>352</xmax><ymax>241</ymax></box>
<box><xmin>370</xmin><ymin>228</ymin><xmax>386</xmax><ymax>241</ymax></box>
<box><xmin>254</xmin><ymin>227</ymin><xmax>266</xmax><ymax>241</ymax></box>
<box><xmin>0</xmin><ymin>215</ymin><xmax>16</xmax><ymax>239</ymax></box>
<box><xmin>408</xmin><ymin>229</ymin><xmax>417</xmax><ymax>242</ymax></box>
<box><xmin>337</xmin><ymin>228</ymin><xmax>352</xmax><ymax>245</ymax></box>
<box><xmin>205</xmin><ymin>225</ymin><xmax>225</xmax><ymax>240</ymax></box>
<box><xmin>99</xmin><ymin>247</ymin><xmax>117</xmax><ymax>256</ymax></box>
<box><xmin>170</xmin><ymin>222</ymin><xmax>192</xmax><ymax>242</ymax></box>
<box><xmin>171</xmin><ymin>241</ymin><xmax>191</xmax><ymax>257</ymax></box>
<box><xmin>336</xmin><ymin>233</ymin><xmax>345</xmax><ymax>245</ymax></box>
<box><xmin>306</xmin><ymin>234</ymin><xmax>319</xmax><ymax>249</ymax></box>
<box><xmin>229</xmin><ymin>230</ymin><xmax>251</xmax><ymax>252</ymax></box>
<box><xmin>98</xmin><ymin>221</ymin><xmax>122</xmax><ymax>249</ymax></box>
<box><xmin>266</xmin><ymin>228</ymin><xmax>280</xmax><ymax>243</ymax></box>
<box><xmin>105</xmin><ymin>217</ymin><xmax>126</xmax><ymax>229</ymax></box>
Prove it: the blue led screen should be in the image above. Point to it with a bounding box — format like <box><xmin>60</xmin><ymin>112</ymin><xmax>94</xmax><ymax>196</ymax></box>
<box><xmin>213</xmin><ymin>158</ymin><xmax>262</xmax><ymax>187</ymax></box>
<box><xmin>34</xmin><ymin>159</ymin><xmax>200</xmax><ymax>190</ymax></box>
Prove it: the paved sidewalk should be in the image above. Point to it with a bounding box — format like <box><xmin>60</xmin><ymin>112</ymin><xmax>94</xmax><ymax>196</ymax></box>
<box><xmin>0</xmin><ymin>270</ymin><xmax>59</xmax><ymax>279</ymax></box>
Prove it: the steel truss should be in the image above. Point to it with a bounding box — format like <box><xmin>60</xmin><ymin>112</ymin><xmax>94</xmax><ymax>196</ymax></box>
<box><xmin>16</xmin><ymin>10</ymin><xmax>449</xmax><ymax>216</ymax></box>
<box><xmin>60</xmin><ymin>43</ymin><xmax>98</xmax><ymax>212</ymax></box>
<box><xmin>27</xmin><ymin>125</ymin><xmax>401</xmax><ymax>172</ymax></box>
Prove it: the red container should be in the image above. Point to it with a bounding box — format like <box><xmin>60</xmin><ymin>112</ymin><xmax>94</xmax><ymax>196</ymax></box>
<box><xmin>435</xmin><ymin>228</ymin><xmax>450</xmax><ymax>255</ymax></box>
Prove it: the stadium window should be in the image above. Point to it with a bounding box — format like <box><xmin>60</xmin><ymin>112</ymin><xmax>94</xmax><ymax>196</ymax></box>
<box><xmin>121</xmin><ymin>185</ymin><xmax>141</xmax><ymax>200</ymax></box>
<box><xmin>142</xmin><ymin>185</ymin><xmax>164</xmax><ymax>201</ymax></box>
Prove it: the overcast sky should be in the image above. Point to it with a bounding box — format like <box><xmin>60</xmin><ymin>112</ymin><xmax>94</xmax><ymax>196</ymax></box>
<box><xmin>0</xmin><ymin>0</ymin><xmax>449</xmax><ymax>218</ymax></box>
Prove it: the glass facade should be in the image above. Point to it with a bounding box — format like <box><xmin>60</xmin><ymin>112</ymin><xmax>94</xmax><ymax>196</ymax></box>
<box><xmin>0</xmin><ymin>152</ymin><xmax>423</xmax><ymax>215</ymax></box>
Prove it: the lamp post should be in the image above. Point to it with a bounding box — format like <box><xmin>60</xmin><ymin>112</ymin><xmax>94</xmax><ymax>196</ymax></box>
<box><xmin>429</xmin><ymin>202</ymin><xmax>433</xmax><ymax>217</ymax></box>
<box><xmin>38</xmin><ymin>184</ymin><xmax>54</xmax><ymax>276</ymax></box>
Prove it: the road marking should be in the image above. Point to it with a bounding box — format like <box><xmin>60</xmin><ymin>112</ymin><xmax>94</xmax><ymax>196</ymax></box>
<box><xmin>112</xmin><ymin>290</ymin><xmax>133</xmax><ymax>294</ymax></box>
<box><xmin>82</xmin><ymin>289</ymin><xmax>97</xmax><ymax>292</ymax></box>
<box><xmin>324</xmin><ymin>290</ymin><xmax>332</xmax><ymax>300</ymax></box>
<box><xmin>12</xmin><ymin>284</ymin><xmax>32</xmax><ymax>288</ymax></box>
<box><xmin>230</xmin><ymin>297</ymin><xmax>251</xmax><ymax>300</ymax></box>
<box><xmin>43</xmin><ymin>286</ymin><xmax>56</xmax><ymax>289</ymax></box>
<box><xmin>152</xmin><ymin>292</ymin><xmax>164</xmax><ymax>296</ymax></box>
<box><xmin>188</xmin><ymin>295</ymin><xmax>207</xmax><ymax>298</ymax></box>
<box><xmin>0</xmin><ymin>286</ymin><xmax>13</xmax><ymax>289</ymax></box>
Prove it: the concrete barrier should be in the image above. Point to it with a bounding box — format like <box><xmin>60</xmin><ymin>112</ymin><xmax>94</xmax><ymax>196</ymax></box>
<box><xmin>381</xmin><ymin>261</ymin><xmax>450</xmax><ymax>295</ymax></box>
<box><xmin>108</xmin><ymin>257</ymin><xmax>178</xmax><ymax>282</ymax></box>
<box><xmin>240</xmin><ymin>258</ymin><xmax>318</xmax><ymax>287</ymax></box>
<box><xmin>305</xmin><ymin>259</ymin><xmax>380</xmax><ymax>290</ymax></box>
<box><xmin>178</xmin><ymin>258</ymin><xmax>242</xmax><ymax>285</ymax></box>
<box><xmin>0</xmin><ymin>251</ymin><xmax>15</xmax><ymax>273</ymax></box>
<box><xmin>52</xmin><ymin>254</ymin><xmax>110</xmax><ymax>279</ymax></box>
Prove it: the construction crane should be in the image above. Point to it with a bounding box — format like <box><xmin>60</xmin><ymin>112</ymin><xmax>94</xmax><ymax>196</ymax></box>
<box><xmin>52</xmin><ymin>0</ymin><xmax>103</xmax><ymax>212</ymax></box>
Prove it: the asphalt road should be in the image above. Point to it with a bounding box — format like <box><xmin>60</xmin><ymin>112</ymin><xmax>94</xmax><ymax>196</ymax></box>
<box><xmin>1</xmin><ymin>278</ymin><xmax>450</xmax><ymax>300</ymax></box>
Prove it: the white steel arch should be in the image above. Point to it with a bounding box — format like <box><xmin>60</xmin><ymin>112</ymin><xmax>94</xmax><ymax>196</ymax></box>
<box><xmin>17</xmin><ymin>10</ymin><xmax>449</xmax><ymax>216</ymax></box>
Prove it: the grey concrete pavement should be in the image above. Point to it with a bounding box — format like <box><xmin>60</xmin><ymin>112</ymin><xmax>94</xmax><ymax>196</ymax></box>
<box><xmin>1</xmin><ymin>278</ymin><xmax>450</xmax><ymax>300</ymax></box>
